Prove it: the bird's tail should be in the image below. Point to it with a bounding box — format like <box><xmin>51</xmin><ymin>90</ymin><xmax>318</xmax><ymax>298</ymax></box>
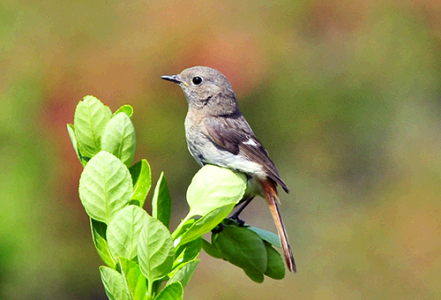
<box><xmin>261</xmin><ymin>179</ymin><xmax>296</xmax><ymax>273</ymax></box>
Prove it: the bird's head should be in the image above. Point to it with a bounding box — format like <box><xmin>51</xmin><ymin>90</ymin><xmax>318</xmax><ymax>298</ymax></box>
<box><xmin>161</xmin><ymin>66</ymin><xmax>239</xmax><ymax>115</ymax></box>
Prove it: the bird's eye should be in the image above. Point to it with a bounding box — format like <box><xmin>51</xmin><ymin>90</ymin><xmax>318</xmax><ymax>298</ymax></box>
<box><xmin>192</xmin><ymin>76</ymin><xmax>203</xmax><ymax>85</ymax></box>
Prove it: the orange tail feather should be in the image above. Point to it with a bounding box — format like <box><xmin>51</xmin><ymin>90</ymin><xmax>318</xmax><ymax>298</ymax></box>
<box><xmin>261</xmin><ymin>179</ymin><xmax>296</xmax><ymax>273</ymax></box>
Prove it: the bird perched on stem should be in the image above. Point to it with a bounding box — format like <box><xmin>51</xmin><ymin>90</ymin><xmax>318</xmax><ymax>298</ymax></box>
<box><xmin>161</xmin><ymin>66</ymin><xmax>296</xmax><ymax>273</ymax></box>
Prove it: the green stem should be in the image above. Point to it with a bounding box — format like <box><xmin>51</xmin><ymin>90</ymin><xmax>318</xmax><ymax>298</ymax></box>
<box><xmin>147</xmin><ymin>280</ymin><xmax>154</xmax><ymax>300</ymax></box>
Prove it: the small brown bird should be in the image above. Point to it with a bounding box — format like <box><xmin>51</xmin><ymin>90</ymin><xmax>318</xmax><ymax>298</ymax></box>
<box><xmin>161</xmin><ymin>66</ymin><xmax>296</xmax><ymax>272</ymax></box>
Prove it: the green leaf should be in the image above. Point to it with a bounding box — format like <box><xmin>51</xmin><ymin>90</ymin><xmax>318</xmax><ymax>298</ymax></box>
<box><xmin>152</xmin><ymin>172</ymin><xmax>171</xmax><ymax>228</ymax></box>
<box><xmin>264</xmin><ymin>243</ymin><xmax>285</xmax><ymax>280</ymax></box>
<box><xmin>173</xmin><ymin>238</ymin><xmax>202</xmax><ymax>269</ymax></box>
<box><xmin>114</xmin><ymin>105</ymin><xmax>134</xmax><ymax>118</ymax></box>
<box><xmin>119</xmin><ymin>257</ymin><xmax>148</xmax><ymax>300</ymax></box>
<box><xmin>154</xmin><ymin>282</ymin><xmax>183</xmax><ymax>300</ymax></box>
<box><xmin>101</xmin><ymin>112</ymin><xmax>136</xmax><ymax>168</ymax></box>
<box><xmin>90</xmin><ymin>218</ymin><xmax>117</xmax><ymax>268</ymax></box>
<box><xmin>138</xmin><ymin>215</ymin><xmax>174</xmax><ymax>282</ymax></box>
<box><xmin>129</xmin><ymin>160</ymin><xmax>152</xmax><ymax>208</ymax></box>
<box><xmin>175</xmin><ymin>204</ymin><xmax>235</xmax><ymax>246</ymax></box>
<box><xmin>168</xmin><ymin>259</ymin><xmax>199</xmax><ymax>288</ymax></box>
<box><xmin>170</xmin><ymin>218</ymin><xmax>195</xmax><ymax>242</ymax></box>
<box><xmin>212</xmin><ymin>226</ymin><xmax>268</xmax><ymax>274</ymax></box>
<box><xmin>100</xmin><ymin>266</ymin><xmax>131</xmax><ymax>300</ymax></box>
<box><xmin>172</xmin><ymin>165</ymin><xmax>246</xmax><ymax>244</ymax></box>
<box><xmin>74</xmin><ymin>95</ymin><xmax>111</xmax><ymax>158</ymax></box>
<box><xmin>186</xmin><ymin>165</ymin><xmax>246</xmax><ymax>219</ymax></box>
<box><xmin>248</xmin><ymin>226</ymin><xmax>281</xmax><ymax>248</ymax></box>
<box><xmin>243</xmin><ymin>268</ymin><xmax>264</xmax><ymax>283</ymax></box>
<box><xmin>67</xmin><ymin>124</ymin><xmax>83</xmax><ymax>164</ymax></box>
<box><xmin>201</xmin><ymin>238</ymin><xmax>223</xmax><ymax>259</ymax></box>
<box><xmin>79</xmin><ymin>151</ymin><xmax>133</xmax><ymax>224</ymax></box>
<box><xmin>107</xmin><ymin>205</ymin><xmax>149</xmax><ymax>260</ymax></box>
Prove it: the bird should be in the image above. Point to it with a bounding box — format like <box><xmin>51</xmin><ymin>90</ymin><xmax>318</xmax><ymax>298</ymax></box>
<box><xmin>161</xmin><ymin>66</ymin><xmax>296</xmax><ymax>272</ymax></box>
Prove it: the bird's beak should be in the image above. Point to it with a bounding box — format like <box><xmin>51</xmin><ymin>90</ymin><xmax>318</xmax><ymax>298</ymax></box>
<box><xmin>161</xmin><ymin>74</ymin><xmax>189</xmax><ymax>87</ymax></box>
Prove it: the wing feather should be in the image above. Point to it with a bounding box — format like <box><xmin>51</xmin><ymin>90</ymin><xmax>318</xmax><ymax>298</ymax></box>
<box><xmin>204</xmin><ymin>115</ymin><xmax>289</xmax><ymax>193</ymax></box>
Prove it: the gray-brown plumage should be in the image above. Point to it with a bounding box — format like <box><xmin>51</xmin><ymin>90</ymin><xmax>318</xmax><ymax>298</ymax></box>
<box><xmin>161</xmin><ymin>66</ymin><xmax>296</xmax><ymax>272</ymax></box>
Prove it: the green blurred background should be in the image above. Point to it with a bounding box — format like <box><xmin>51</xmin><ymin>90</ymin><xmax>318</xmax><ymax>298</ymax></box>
<box><xmin>2</xmin><ymin>0</ymin><xmax>441</xmax><ymax>299</ymax></box>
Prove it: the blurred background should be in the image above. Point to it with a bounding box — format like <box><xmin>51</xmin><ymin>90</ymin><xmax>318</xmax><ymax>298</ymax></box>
<box><xmin>1</xmin><ymin>0</ymin><xmax>441</xmax><ymax>299</ymax></box>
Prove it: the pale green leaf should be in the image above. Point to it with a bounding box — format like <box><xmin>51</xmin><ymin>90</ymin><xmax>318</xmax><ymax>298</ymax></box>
<box><xmin>74</xmin><ymin>95</ymin><xmax>111</xmax><ymax>158</ymax></box>
<box><xmin>186</xmin><ymin>165</ymin><xmax>246</xmax><ymax>219</ymax></box>
<box><xmin>107</xmin><ymin>205</ymin><xmax>148</xmax><ymax>260</ymax></box>
<box><xmin>176</xmin><ymin>204</ymin><xmax>235</xmax><ymax>246</ymax></box>
<box><xmin>168</xmin><ymin>259</ymin><xmax>199</xmax><ymax>288</ymax></box>
<box><xmin>129</xmin><ymin>160</ymin><xmax>151</xmax><ymax>208</ymax></box>
<box><xmin>119</xmin><ymin>258</ymin><xmax>148</xmax><ymax>300</ymax></box>
<box><xmin>154</xmin><ymin>282</ymin><xmax>183</xmax><ymax>300</ymax></box>
<box><xmin>101</xmin><ymin>112</ymin><xmax>136</xmax><ymax>167</ymax></box>
<box><xmin>67</xmin><ymin>124</ymin><xmax>82</xmax><ymax>163</ymax></box>
<box><xmin>90</xmin><ymin>218</ymin><xmax>117</xmax><ymax>268</ymax></box>
<box><xmin>138</xmin><ymin>215</ymin><xmax>174</xmax><ymax>282</ymax></box>
<box><xmin>114</xmin><ymin>105</ymin><xmax>134</xmax><ymax>118</ymax></box>
<box><xmin>173</xmin><ymin>238</ymin><xmax>202</xmax><ymax>269</ymax></box>
<box><xmin>100</xmin><ymin>266</ymin><xmax>130</xmax><ymax>300</ymax></box>
<box><xmin>79</xmin><ymin>151</ymin><xmax>132</xmax><ymax>224</ymax></box>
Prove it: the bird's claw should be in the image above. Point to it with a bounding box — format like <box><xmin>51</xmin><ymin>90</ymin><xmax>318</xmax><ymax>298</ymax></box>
<box><xmin>211</xmin><ymin>222</ymin><xmax>224</xmax><ymax>234</ymax></box>
<box><xmin>229</xmin><ymin>214</ymin><xmax>245</xmax><ymax>227</ymax></box>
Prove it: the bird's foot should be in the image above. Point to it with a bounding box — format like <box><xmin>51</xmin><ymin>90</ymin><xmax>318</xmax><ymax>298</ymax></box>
<box><xmin>229</xmin><ymin>212</ymin><xmax>245</xmax><ymax>227</ymax></box>
<box><xmin>211</xmin><ymin>222</ymin><xmax>224</xmax><ymax>234</ymax></box>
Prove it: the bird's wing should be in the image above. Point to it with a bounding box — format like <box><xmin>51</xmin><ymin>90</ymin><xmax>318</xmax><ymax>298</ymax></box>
<box><xmin>204</xmin><ymin>115</ymin><xmax>289</xmax><ymax>193</ymax></box>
